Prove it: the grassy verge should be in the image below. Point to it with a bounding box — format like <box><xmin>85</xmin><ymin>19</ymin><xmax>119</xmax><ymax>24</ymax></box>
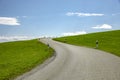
<box><xmin>54</xmin><ymin>30</ymin><xmax>120</xmax><ymax>57</ymax></box>
<box><xmin>0</xmin><ymin>39</ymin><xmax>54</xmax><ymax>80</ymax></box>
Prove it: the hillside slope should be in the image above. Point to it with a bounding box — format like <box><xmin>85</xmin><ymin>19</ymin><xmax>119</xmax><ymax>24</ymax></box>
<box><xmin>0</xmin><ymin>39</ymin><xmax>53</xmax><ymax>80</ymax></box>
<box><xmin>54</xmin><ymin>30</ymin><xmax>120</xmax><ymax>57</ymax></box>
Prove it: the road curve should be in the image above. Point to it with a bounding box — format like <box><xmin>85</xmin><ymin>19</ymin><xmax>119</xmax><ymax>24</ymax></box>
<box><xmin>15</xmin><ymin>38</ymin><xmax>120</xmax><ymax>80</ymax></box>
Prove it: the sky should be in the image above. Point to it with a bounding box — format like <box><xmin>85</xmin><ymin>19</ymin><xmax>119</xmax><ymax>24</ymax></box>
<box><xmin>0</xmin><ymin>0</ymin><xmax>120</xmax><ymax>38</ymax></box>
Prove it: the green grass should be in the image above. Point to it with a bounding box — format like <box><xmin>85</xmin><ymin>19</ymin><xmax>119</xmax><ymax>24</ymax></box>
<box><xmin>0</xmin><ymin>39</ymin><xmax>54</xmax><ymax>80</ymax></box>
<box><xmin>54</xmin><ymin>30</ymin><xmax>120</xmax><ymax>57</ymax></box>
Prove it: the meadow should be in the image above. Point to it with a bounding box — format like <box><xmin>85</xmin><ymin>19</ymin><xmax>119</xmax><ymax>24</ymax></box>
<box><xmin>54</xmin><ymin>30</ymin><xmax>120</xmax><ymax>57</ymax></box>
<box><xmin>0</xmin><ymin>39</ymin><xmax>54</xmax><ymax>80</ymax></box>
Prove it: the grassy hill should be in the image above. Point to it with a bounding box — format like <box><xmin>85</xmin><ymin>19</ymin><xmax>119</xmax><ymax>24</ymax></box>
<box><xmin>54</xmin><ymin>30</ymin><xmax>120</xmax><ymax>57</ymax></box>
<box><xmin>0</xmin><ymin>39</ymin><xmax>54</xmax><ymax>80</ymax></box>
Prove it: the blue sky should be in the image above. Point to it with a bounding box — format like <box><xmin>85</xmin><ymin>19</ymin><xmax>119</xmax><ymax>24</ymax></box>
<box><xmin>0</xmin><ymin>0</ymin><xmax>120</xmax><ymax>37</ymax></box>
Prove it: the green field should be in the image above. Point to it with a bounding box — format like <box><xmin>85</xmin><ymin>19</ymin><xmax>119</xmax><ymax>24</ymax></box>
<box><xmin>54</xmin><ymin>30</ymin><xmax>120</xmax><ymax>57</ymax></box>
<box><xmin>0</xmin><ymin>39</ymin><xmax>54</xmax><ymax>80</ymax></box>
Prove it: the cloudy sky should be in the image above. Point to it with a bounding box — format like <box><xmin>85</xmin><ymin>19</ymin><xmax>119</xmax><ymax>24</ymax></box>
<box><xmin>0</xmin><ymin>0</ymin><xmax>120</xmax><ymax>37</ymax></box>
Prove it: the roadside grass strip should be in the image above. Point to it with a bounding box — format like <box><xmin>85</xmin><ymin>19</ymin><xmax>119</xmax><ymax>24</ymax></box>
<box><xmin>0</xmin><ymin>39</ymin><xmax>54</xmax><ymax>80</ymax></box>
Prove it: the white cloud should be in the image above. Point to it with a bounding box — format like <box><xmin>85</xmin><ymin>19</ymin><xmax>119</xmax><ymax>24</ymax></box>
<box><xmin>22</xmin><ymin>16</ymin><xmax>27</xmax><ymax>18</ymax></box>
<box><xmin>0</xmin><ymin>17</ymin><xmax>20</xmax><ymax>26</ymax></box>
<box><xmin>112</xmin><ymin>13</ymin><xmax>120</xmax><ymax>16</ymax></box>
<box><xmin>66</xmin><ymin>12</ymin><xmax>104</xmax><ymax>17</ymax></box>
<box><xmin>92</xmin><ymin>24</ymin><xmax>112</xmax><ymax>29</ymax></box>
<box><xmin>0</xmin><ymin>36</ymin><xmax>36</xmax><ymax>42</ymax></box>
<box><xmin>17</xmin><ymin>16</ymin><xmax>27</xmax><ymax>18</ymax></box>
<box><xmin>62</xmin><ymin>31</ymin><xmax>87</xmax><ymax>36</ymax></box>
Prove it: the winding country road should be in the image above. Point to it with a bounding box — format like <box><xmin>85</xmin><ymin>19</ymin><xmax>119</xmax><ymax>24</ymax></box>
<box><xmin>16</xmin><ymin>38</ymin><xmax>120</xmax><ymax>80</ymax></box>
